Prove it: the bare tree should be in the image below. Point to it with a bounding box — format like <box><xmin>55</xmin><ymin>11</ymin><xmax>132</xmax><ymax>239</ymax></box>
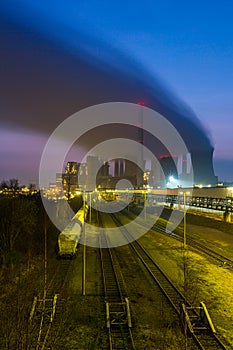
<box><xmin>9</xmin><ymin>178</ymin><xmax>19</xmax><ymax>196</ymax></box>
<box><xmin>0</xmin><ymin>180</ymin><xmax>9</xmax><ymax>190</ymax></box>
<box><xmin>0</xmin><ymin>197</ymin><xmax>37</xmax><ymax>268</ymax></box>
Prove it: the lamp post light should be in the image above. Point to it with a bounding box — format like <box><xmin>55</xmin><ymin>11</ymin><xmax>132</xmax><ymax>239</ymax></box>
<box><xmin>82</xmin><ymin>188</ymin><xmax>86</xmax><ymax>296</ymax></box>
<box><xmin>144</xmin><ymin>190</ymin><xmax>147</xmax><ymax>221</ymax></box>
<box><xmin>180</xmin><ymin>190</ymin><xmax>190</xmax><ymax>350</ymax></box>
<box><xmin>183</xmin><ymin>192</ymin><xmax>187</xmax><ymax>249</ymax></box>
<box><xmin>180</xmin><ymin>191</ymin><xmax>190</xmax><ymax>249</ymax></box>
<box><xmin>127</xmin><ymin>189</ymin><xmax>130</xmax><ymax>212</ymax></box>
<box><xmin>89</xmin><ymin>191</ymin><xmax>92</xmax><ymax>224</ymax></box>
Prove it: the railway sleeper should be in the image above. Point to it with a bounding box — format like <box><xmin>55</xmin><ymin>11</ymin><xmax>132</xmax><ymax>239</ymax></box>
<box><xmin>29</xmin><ymin>294</ymin><xmax>58</xmax><ymax>323</ymax></box>
<box><xmin>106</xmin><ymin>299</ymin><xmax>132</xmax><ymax>329</ymax></box>
<box><xmin>180</xmin><ymin>302</ymin><xmax>216</xmax><ymax>336</ymax></box>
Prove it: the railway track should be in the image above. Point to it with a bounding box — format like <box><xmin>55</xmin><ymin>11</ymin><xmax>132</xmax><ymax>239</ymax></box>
<box><xmin>98</xmin><ymin>213</ymin><xmax>135</xmax><ymax>350</ymax></box>
<box><xmin>169</xmin><ymin>226</ymin><xmax>233</xmax><ymax>268</ymax></box>
<box><xmin>28</xmin><ymin>259</ymin><xmax>72</xmax><ymax>349</ymax></box>
<box><xmin>111</xmin><ymin>213</ymin><xmax>229</xmax><ymax>350</ymax></box>
<box><xmin>124</xmin><ymin>208</ymin><xmax>233</xmax><ymax>268</ymax></box>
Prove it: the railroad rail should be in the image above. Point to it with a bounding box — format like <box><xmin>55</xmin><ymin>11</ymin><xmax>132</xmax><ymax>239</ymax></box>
<box><xmin>169</xmin><ymin>226</ymin><xmax>233</xmax><ymax>268</ymax></box>
<box><xmin>124</xmin><ymin>208</ymin><xmax>233</xmax><ymax>268</ymax></box>
<box><xmin>98</xmin><ymin>218</ymin><xmax>135</xmax><ymax>350</ymax></box>
<box><xmin>111</xmin><ymin>213</ymin><xmax>228</xmax><ymax>350</ymax></box>
<box><xmin>151</xmin><ymin>218</ymin><xmax>233</xmax><ymax>269</ymax></box>
<box><xmin>28</xmin><ymin>259</ymin><xmax>72</xmax><ymax>349</ymax></box>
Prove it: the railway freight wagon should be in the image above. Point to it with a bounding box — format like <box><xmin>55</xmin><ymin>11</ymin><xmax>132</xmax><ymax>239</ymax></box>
<box><xmin>58</xmin><ymin>205</ymin><xmax>87</xmax><ymax>258</ymax></box>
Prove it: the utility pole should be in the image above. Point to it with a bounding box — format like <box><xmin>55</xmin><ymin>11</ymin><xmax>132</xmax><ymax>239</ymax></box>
<box><xmin>144</xmin><ymin>191</ymin><xmax>147</xmax><ymax>221</ymax></box>
<box><xmin>183</xmin><ymin>192</ymin><xmax>187</xmax><ymax>249</ymax></box>
<box><xmin>180</xmin><ymin>191</ymin><xmax>190</xmax><ymax>249</ymax></box>
<box><xmin>89</xmin><ymin>192</ymin><xmax>92</xmax><ymax>224</ymax></box>
<box><xmin>137</xmin><ymin>101</ymin><xmax>145</xmax><ymax>188</ymax></box>
<box><xmin>36</xmin><ymin>219</ymin><xmax>47</xmax><ymax>349</ymax></box>
<box><xmin>181</xmin><ymin>190</ymin><xmax>190</xmax><ymax>349</ymax></box>
<box><xmin>82</xmin><ymin>190</ymin><xmax>86</xmax><ymax>296</ymax></box>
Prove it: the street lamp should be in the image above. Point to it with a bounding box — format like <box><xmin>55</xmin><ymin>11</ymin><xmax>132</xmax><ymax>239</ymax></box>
<box><xmin>144</xmin><ymin>190</ymin><xmax>147</xmax><ymax>220</ymax></box>
<box><xmin>179</xmin><ymin>190</ymin><xmax>190</xmax><ymax>350</ymax></box>
<box><xmin>89</xmin><ymin>191</ymin><xmax>92</xmax><ymax>224</ymax></box>
<box><xmin>179</xmin><ymin>191</ymin><xmax>190</xmax><ymax>249</ymax></box>
<box><xmin>82</xmin><ymin>188</ymin><xmax>86</xmax><ymax>296</ymax></box>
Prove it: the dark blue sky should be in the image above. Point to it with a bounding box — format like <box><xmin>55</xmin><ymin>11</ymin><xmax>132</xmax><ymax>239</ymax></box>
<box><xmin>1</xmin><ymin>0</ymin><xmax>233</xmax><ymax>184</ymax></box>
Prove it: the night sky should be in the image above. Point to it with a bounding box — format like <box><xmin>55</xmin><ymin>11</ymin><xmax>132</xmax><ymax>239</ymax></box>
<box><xmin>1</xmin><ymin>1</ymin><xmax>233</xmax><ymax>185</ymax></box>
